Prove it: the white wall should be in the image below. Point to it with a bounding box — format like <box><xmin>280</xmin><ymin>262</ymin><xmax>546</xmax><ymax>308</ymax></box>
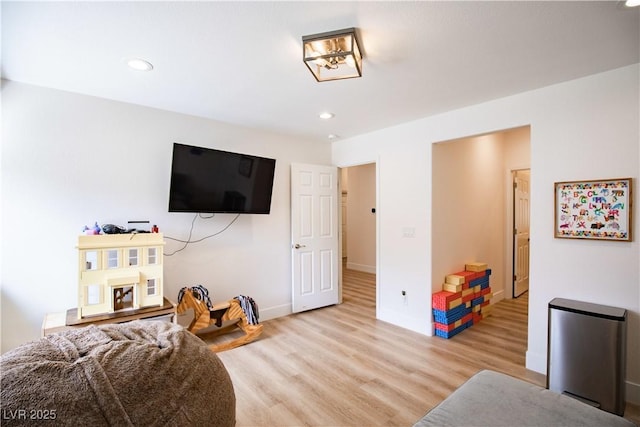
<box><xmin>0</xmin><ymin>80</ymin><xmax>331</xmax><ymax>352</ymax></box>
<box><xmin>332</xmin><ymin>64</ymin><xmax>640</xmax><ymax>402</ymax></box>
<box><xmin>345</xmin><ymin>163</ymin><xmax>376</xmax><ymax>273</ymax></box>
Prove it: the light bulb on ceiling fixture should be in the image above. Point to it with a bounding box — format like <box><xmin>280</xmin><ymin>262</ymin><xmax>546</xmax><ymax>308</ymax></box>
<box><xmin>312</xmin><ymin>41</ymin><xmax>328</xmax><ymax>55</ymax></box>
<box><xmin>345</xmin><ymin>55</ymin><xmax>356</xmax><ymax>68</ymax></box>
<box><xmin>311</xmin><ymin>52</ymin><xmax>327</xmax><ymax>67</ymax></box>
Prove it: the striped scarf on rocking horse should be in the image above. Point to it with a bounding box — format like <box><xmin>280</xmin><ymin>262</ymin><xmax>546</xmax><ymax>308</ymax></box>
<box><xmin>178</xmin><ymin>285</ymin><xmax>213</xmax><ymax>309</ymax></box>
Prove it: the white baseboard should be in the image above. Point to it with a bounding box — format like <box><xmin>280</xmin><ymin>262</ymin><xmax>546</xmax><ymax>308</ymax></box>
<box><xmin>346</xmin><ymin>262</ymin><xmax>376</xmax><ymax>274</ymax></box>
<box><xmin>526</xmin><ymin>350</ymin><xmax>547</xmax><ymax>375</ymax></box>
<box><xmin>626</xmin><ymin>380</ymin><xmax>640</xmax><ymax>405</ymax></box>
<box><xmin>259</xmin><ymin>303</ymin><xmax>292</xmax><ymax>321</ymax></box>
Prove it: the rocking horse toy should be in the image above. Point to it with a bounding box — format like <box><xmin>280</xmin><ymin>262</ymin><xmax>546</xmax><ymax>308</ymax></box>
<box><xmin>177</xmin><ymin>285</ymin><xmax>263</xmax><ymax>352</ymax></box>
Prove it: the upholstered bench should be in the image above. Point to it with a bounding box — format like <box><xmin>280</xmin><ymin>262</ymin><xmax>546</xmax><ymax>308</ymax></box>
<box><xmin>414</xmin><ymin>370</ymin><xmax>635</xmax><ymax>427</ymax></box>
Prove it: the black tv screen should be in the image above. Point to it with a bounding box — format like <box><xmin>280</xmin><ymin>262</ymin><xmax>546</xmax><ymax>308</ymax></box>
<box><xmin>168</xmin><ymin>143</ymin><xmax>276</xmax><ymax>214</ymax></box>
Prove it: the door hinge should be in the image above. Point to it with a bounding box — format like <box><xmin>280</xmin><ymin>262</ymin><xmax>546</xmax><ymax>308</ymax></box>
<box><xmin>514</xmin><ymin>274</ymin><xmax>517</xmax><ymax>281</ymax></box>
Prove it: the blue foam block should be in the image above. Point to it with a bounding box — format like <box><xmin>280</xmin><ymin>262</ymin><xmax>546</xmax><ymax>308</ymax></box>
<box><xmin>469</xmin><ymin>276</ymin><xmax>489</xmax><ymax>287</ymax></box>
<box><xmin>471</xmin><ymin>296</ymin><xmax>485</xmax><ymax>306</ymax></box>
<box><xmin>433</xmin><ymin>305</ymin><xmax>472</xmax><ymax>324</ymax></box>
<box><xmin>434</xmin><ymin>320</ymin><xmax>472</xmax><ymax>339</ymax></box>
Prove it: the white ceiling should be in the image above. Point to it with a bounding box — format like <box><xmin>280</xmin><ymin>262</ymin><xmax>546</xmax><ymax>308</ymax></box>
<box><xmin>2</xmin><ymin>1</ymin><xmax>639</xmax><ymax>143</ymax></box>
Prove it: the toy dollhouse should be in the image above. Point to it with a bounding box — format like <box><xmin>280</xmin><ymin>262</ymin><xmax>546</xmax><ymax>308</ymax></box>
<box><xmin>76</xmin><ymin>233</ymin><xmax>165</xmax><ymax>319</ymax></box>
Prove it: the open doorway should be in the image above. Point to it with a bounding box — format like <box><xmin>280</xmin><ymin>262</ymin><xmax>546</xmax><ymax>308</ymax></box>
<box><xmin>340</xmin><ymin>163</ymin><xmax>377</xmax><ymax>314</ymax></box>
<box><xmin>341</xmin><ymin>164</ymin><xmax>376</xmax><ymax>273</ymax></box>
<box><xmin>432</xmin><ymin>126</ymin><xmax>530</xmax><ymax>303</ymax></box>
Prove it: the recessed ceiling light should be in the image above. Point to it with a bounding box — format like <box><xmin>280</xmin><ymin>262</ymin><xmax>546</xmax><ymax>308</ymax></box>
<box><xmin>626</xmin><ymin>0</ymin><xmax>640</xmax><ymax>6</ymax></box>
<box><xmin>319</xmin><ymin>112</ymin><xmax>334</xmax><ymax>120</ymax></box>
<box><xmin>126</xmin><ymin>58</ymin><xmax>154</xmax><ymax>71</ymax></box>
<box><xmin>328</xmin><ymin>134</ymin><xmax>339</xmax><ymax>140</ymax></box>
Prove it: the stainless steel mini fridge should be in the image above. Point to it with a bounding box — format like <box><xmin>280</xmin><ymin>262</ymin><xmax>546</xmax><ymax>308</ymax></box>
<box><xmin>547</xmin><ymin>298</ymin><xmax>627</xmax><ymax>416</ymax></box>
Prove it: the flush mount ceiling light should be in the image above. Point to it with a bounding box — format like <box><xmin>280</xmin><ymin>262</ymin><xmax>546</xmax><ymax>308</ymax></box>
<box><xmin>302</xmin><ymin>28</ymin><xmax>362</xmax><ymax>82</ymax></box>
<box><xmin>625</xmin><ymin>0</ymin><xmax>640</xmax><ymax>6</ymax></box>
<box><xmin>126</xmin><ymin>58</ymin><xmax>154</xmax><ymax>71</ymax></box>
<box><xmin>319</xmin><ymin>112</ymin><xmax>334</xmax><ymax>119</ymax></box>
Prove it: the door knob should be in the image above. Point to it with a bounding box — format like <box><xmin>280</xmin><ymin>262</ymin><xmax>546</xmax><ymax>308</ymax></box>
<box><xmin>293</xmin><ymin>243</ymin><xmax>306</xmax><ymax>249</ymax></box>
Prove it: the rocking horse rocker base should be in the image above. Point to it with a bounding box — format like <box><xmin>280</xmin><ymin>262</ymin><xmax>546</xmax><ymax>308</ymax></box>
<box><xmin>177</xmin><ymin>286</ymin><xmax>263</xmax><ymax>352</ymax></box>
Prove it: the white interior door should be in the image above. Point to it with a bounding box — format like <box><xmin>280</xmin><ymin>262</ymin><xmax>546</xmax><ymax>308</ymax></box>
<box><xmin>513</xmin><ymin>170</ymin><xmax>530</xmax><ymax>297</ymax></box>
<box><xmin>291</xmin><ymin>163</ymin><xmax>339</xmax><ymax>313</ymax></box>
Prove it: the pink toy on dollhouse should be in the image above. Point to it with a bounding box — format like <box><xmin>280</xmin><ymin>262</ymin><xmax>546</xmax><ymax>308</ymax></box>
<box><xmin>76</xmin><ymin>233</ymin><xmax>165</xmax><ymax>319</ymax></box>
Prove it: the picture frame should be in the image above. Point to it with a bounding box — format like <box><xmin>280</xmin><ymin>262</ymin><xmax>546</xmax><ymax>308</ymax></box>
<box><xmin>554</xmin><ymin>178</ymin><xmax>632</xmax><ymax>241</ymax></box>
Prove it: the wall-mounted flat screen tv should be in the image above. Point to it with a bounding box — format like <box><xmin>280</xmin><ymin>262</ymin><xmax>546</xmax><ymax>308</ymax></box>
<box><xmin>168</xmin><ymin>143</ymin><xmax>276</xmax><ymax>214</ymax></box>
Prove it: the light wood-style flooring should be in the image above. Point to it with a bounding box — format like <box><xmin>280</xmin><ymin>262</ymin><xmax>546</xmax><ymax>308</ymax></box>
<box><xmin>215</xmin><ymin>268</ymin><xmax>640</xmax><ymax>426</ymax></box>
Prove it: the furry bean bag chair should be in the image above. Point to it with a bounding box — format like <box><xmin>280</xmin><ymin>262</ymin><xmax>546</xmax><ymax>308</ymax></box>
<box><xmin>0</xmin><ymin>320</ymin><xmax>235</xmax><ymax>426</ymax></box>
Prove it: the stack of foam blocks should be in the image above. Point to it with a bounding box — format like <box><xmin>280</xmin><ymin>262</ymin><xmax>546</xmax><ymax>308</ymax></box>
<box><xmin>432</xmin><ymin>262</ymin><xmax>493</xmax><ymax>339</ymax></box>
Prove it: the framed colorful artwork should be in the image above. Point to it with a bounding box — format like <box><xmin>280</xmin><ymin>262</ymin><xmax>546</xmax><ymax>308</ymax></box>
<box><xmin>554</xmin><ymin>178</ymin><xmax>632</xmax><ymax>241</ymax></box>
